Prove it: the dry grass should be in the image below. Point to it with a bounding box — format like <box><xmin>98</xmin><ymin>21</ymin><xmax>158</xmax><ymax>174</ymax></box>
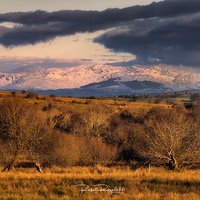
<box><xmin>0</xmin><ymin>166</ymin><xmax>199</xmax><ymax>200</ymax></box>
<box><xmin>0</xmin><ymin>91</ymin><xmax>170</xmax><ymax>115</ymax></box>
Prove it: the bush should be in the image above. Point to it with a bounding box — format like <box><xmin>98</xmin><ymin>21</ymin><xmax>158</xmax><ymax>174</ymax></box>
<box><xmin>25</xmin><ymin>92</ymin><xmax>38</xmax><ymax>99</ymax></box>
<box><xmin>78</xmin><ymin>137</ymin><xmax>118</xmax><ymax>166</ymax></box>
<box><xmin>50</xmin><ymin>134</ymin><xmax>118</xmax><ymax>166</ymax></box>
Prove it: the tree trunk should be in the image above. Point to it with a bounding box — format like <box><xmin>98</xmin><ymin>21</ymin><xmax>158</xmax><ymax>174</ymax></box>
<box><xmin>2</xmin><ymin>148</ymin><xmax>19</xmax><ymax>172</ymax></box>
<box><xmin>167</xmin><ymin>154</ymin><xmax>181</xmax><ymax>171</ymax></box>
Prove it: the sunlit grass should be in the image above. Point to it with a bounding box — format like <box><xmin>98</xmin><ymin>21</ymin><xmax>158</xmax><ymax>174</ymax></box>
<box><xmin>0</xmin><ymin>166</ymin><xmax>199</xmax><ymax>200</ymax></box>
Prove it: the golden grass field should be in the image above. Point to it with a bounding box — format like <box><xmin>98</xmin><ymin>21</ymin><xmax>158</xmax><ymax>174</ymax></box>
<box><xmin>0</xmin><ymin>166</ymin><xmax>199</xmax><ymax>200</ymax></box>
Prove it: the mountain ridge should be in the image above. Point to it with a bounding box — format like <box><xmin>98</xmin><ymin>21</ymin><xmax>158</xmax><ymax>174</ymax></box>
<box><xmin>0</xmin><ymin>65</ymin><xmax>200</xmax><ymax>94</ymax></box>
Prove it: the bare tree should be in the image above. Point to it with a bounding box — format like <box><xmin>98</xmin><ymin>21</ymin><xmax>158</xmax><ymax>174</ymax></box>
<box><xmin>136</xmin><ymin>109</ymin><xmax>200</xmax><ymax>170</ymax></box>
<box><xmin>0</xmin><ymin>98</ymin><xmax>48</xmax><ymax>171</ymax></box>
<box><xmin>83</xmin><ymin>107</ymin><xmax>111</xmax><ymax>138</ymax></box>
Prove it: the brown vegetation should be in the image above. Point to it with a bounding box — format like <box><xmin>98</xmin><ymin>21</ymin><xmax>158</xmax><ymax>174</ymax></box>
<box><xmin>0</xmin><ymin>91</ymin><xmax>199</xmax><ymax>199</ymax></box>
<box><xmin>0</xmin><ymin>91</ymin><xmax>199</xmax><ymax>171</ymax></box>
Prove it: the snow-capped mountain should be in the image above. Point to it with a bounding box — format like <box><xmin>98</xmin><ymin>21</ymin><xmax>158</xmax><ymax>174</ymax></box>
<box><xmin>0</xmin><ymin>64</ymin><xmax>200</xmax><ymax>94</ymax></box>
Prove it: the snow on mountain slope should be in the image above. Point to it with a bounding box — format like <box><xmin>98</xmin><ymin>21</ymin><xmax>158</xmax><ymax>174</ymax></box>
<box><xmin>0</xmin><ymin>65</ymin><xmax>130</xmax><ymax>90</ymax></box>
<box><xmin>0</xmin><ymin>64</ymin><xmax>200</xmax><ymax>91</ymax></box>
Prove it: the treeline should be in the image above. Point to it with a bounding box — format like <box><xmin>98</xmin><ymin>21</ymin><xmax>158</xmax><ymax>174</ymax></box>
<box><xmin>0</xmin><ymin>96</ymin><xmax>199</xmax><ymax>171</ymax></box>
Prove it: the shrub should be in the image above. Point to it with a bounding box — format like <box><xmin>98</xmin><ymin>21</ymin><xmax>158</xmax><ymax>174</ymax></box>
<box><xmin>48</xmin><ymin>134</ymin><xmax>118</xmax><ymax>167</ymax></box>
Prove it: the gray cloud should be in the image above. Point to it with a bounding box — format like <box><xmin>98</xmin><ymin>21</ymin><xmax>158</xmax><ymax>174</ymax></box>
<box><xmin>0</xmin><ymin>0</ymin><xmax>200</xmax><ymax>25</ymax></box>
<box><xmin>94</xmin><ymin>13</ymin><xmax>200</xmax><ymax>66</ymax></box>
<box><xmin>0</xmin><ymin>0</ymin><xmax>200</xmax><ymax>46</ymax></box>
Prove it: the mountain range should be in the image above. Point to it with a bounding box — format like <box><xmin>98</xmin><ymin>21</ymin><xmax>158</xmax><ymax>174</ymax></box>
<box><xmin>0</xmin><ymin>65</ymin><xmax>200</xmax><ymax>96</ymax></box>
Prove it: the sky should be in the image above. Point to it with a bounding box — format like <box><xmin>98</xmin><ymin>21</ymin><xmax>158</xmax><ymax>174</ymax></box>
<box><xmin>0</xmin><ymin>1</ymin><xmax>160</xmax><ymax>12</ymax></box>
<box><xmin>0</xmin><ymin>0</ymin><xmax>199</xmax><ymax>72</ymax></box>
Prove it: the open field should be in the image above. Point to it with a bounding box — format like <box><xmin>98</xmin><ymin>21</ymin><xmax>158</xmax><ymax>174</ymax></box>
<box><xmin>0</xmin><ymin>91</ymin><xmax>171</xmax><ymax>120</ymax></box>
<box><xmin>0</xmin><ymin>166</ymin><xmax>199</xmax><ymax>200</ymax></box>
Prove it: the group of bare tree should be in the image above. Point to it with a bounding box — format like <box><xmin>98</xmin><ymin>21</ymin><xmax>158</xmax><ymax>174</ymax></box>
<box><xmin>0</xmin><ymin>98</ymin><xmax>117</xmax><ymax>170</ymax></box>
<box><xmin>0</xmin><ymin>96</ymin><xmax>199</xmax><ymax>171</ymax></box>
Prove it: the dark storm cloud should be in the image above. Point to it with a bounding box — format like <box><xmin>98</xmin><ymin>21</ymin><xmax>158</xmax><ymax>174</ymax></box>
<box><xmin>0</xmin><ymin>22</ymin><xmax>86</xmax><ymax>46</ymax></box>
<box><xmin>0</xmin><ymin>0</ymin><xmax>200</xmax><ymax>25</ymax></box>
<box><xmin>94</xmin><ymin>13</ymin><xmax>200</xmax><ymax>66</ymax></box>
<box><xmin>0</xmin><ymin>0</ymin><xmax>200</xmax><ymax>46</ymax></box>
